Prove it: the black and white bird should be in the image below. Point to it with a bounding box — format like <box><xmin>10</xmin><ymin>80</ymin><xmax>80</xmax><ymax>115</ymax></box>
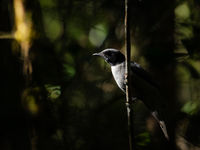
<box><xmin>93</xmin><ymin>48</ymin><xmax>169</xmax><ymax>140</ymax></box>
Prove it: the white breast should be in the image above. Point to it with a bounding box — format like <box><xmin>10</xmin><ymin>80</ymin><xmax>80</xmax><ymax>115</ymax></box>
<box><xmin>111</xmin><ymin>62</ymin><xmax>125</xmax><ymax>91</ymax></box>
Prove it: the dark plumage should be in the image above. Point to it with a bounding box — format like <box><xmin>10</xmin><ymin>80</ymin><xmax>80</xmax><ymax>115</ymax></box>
<box><xmin>93</xmin><ymin>48</ymin><xmax>169</xmax><ymax>140</ymax></box>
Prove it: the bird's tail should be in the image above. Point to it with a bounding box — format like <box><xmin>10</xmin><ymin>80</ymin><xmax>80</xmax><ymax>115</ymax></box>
<box><xmin>159</xmin><ymin>120</ymin><xmax>169</xmax><ymax>140</ymax></box>
<box><xmin>152</xmin><ymin>111</ymin><xmax>169</xmax><ymax>140</ymax></box>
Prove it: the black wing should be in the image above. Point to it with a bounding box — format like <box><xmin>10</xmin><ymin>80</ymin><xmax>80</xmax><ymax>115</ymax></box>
<box><xmin>130</xmin><ymin>62</ymin><xmax>159</xmax><ymax>89</ymax></box>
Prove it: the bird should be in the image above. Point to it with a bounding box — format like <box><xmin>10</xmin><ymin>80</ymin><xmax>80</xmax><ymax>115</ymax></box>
<box><xmin>93</xmin><ymin>48</ymin><xmax>169</xmax><ymax>140</ymax></box>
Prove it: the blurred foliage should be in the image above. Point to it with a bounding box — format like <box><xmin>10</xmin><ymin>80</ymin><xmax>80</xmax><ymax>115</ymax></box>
<box><xmin>0</xmin><ymin>0</ymin><xmax>200</xmax><ymax>150</ymax></box>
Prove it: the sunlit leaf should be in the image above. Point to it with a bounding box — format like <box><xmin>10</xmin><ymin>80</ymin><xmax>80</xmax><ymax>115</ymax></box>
<box><xmin>136</xmin><ymin>132</ymin><xmax>151</xmax><ymax>146</ymax></box>
<box><xmin>45</xmin><ymin>84</ymin><xmax>61</xmax><ymax>101</ymax></box>
<box><xmin>181</xmin><ymin>101</ymin><xmax>200</xmax><ymax>115</ymax></box>
<box><xmin>63</xmin><ymin>64</ymin><xmax>76</xmax><ymax>78</ymax></box>
<box><xmin>175</xmin><ymin>3</ymin><xmax>190</xmax><ymax>20</ymax></box>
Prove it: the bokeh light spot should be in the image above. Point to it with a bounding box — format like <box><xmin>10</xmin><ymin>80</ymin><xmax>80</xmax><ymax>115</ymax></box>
<box><xmin>43</xmin><ymin>13</ymin><xmax>63</xmax><ymax>41</ymax></box>
<box><xmin>89</xmin><ymin>24</ymin><xmax>107</xmax><ymax>47</ymax></box>
<box><xmin>175</xmin><ymin>3</ymin><xmax>190</xmax><ymax>20</ymax></box>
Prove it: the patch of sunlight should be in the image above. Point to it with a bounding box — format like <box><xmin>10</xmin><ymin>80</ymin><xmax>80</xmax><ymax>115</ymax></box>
<box><xmin>39</xmin><ymin>0</ymin><xmax>55</xmax><ymax>8</ymax></box>
<box><xmin>45</xmin><ymin>84</ymin><xmax>61</xmax><ymax>101</ymax></box>
<box><xmin>14</xmin><ymin>17</ymin><xmax>32</xmax><ymax>43</ymax></box>
<box><xmin>181</xmin><ymin>101</ymin><xmax>200</xmax><ymax>115</ymax></box>
<box><xmin>89</xmin><ymin>23</ymin><xmax>108</xmax><ymax>47</ymax></box>
<box><xmin>14</xmin><ymin>0</ymin><xmax>33</xmax><ymax>43</ymax></box>
<box><xmin>175</xmin><ymin>2</ymin><xmax>190</xmax><ymax>20</ymax></box>
<box><xmin>43</xmin><ymin>13</ymin><xmax>63</xmax><ymax>41</ymax></box>
<box><xmin>13</xmin><ymin>0</ymin><xmax>34</xmax><ymax>75</ymax></box>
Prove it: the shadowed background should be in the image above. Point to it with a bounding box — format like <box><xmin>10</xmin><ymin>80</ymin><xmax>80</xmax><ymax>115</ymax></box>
<box><xmin>0</xmin><ymin>0</ymin><xmax>200</xmax><ymax>150</ymax></box>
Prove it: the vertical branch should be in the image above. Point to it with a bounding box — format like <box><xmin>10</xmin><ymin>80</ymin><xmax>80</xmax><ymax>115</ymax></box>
<box><xmin>125</xmin><ymin>0</ymin><xmax>134</xmax><ymax>150</ymax></box>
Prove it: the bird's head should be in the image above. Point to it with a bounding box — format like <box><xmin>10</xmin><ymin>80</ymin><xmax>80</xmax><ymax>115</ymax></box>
<box><xmin>93</xmin><ymin>48</ymin><xmax>125</xmax><ymax>66</ymax></box>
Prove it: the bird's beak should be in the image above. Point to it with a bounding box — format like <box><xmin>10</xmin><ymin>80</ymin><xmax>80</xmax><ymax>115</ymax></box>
<box><xmin>92</xmin><ymin>53</ymin><xmax>99</xmax><ymax>56</ymax></box>
<box><xmin>92</xmin><ymin>52</ymin><xmax>103</xmax><ymax>57</ymax></box>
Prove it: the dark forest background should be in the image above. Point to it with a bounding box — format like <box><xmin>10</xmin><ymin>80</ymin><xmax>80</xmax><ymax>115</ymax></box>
<box><xmin>0</xmin><ymin>0</ymin><xmax>200</xmax><ymax>150</ymax></box>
